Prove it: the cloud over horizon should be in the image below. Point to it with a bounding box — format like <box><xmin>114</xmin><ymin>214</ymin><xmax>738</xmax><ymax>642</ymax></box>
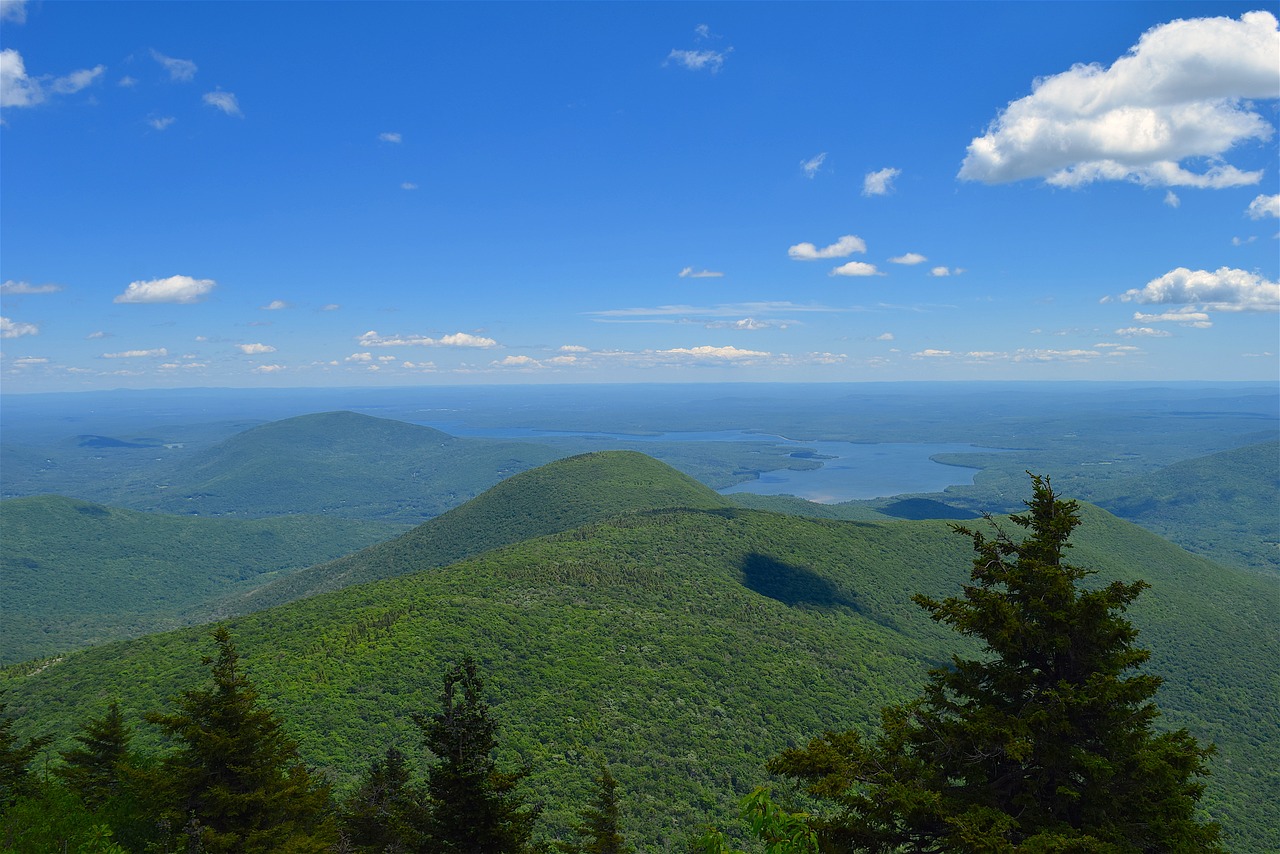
<box><xmin>789</xmin><ymin>235</ymin><xmax>866</xmax><ymax>260</ymax></box>
<box><xmin>1116</xmin><ymin>266</ymin><xmax>1279</xmax><ymax>311</ymax></box>
<box><xmin>114</xmin><ymin>275</ymin><xmax>216</xmax><ymax>304</ymax></box>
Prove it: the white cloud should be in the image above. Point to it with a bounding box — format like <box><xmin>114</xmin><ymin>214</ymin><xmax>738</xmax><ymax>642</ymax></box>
<box><xmin>665</xmin><ymin>48</ymin><xmax>731</xmax><ymax>73</ymax></box>
<box><xmin>494</xmin><ymin>355</ymin><xmax>540</xmax><ymax>368</ymax></box>
<box><xmin>559</xmin><ymin>344</ymin><xmax>588</xmax><ymax>352</ymax></box>
<box><xmin>400</xmin><ymin>182</ymin><xmax>419</xmax><ymax>191</ymax></box>
<box><xmin>0</xmin><ymin>1</ymin><xmax>27</xmax><ymax>24</ymax></box>
<box><xmin>959</xmin><ymin>11</ymin><xmax>1280</xmax><ymax>189</ymax></box>
<box><xmin>321</xmin><ymin>304</ymin><xmax>341</xmax><ymax>311</ymax></box>
<box><xmin>1164</xmin><ymin>191</ymin><xmax>1180</xmax><ymax>208</ymax></box>
<box><xmin>379</xmin><ymin>132</ymin><xmax>402</xmax><ymax>143</ymax></box>
<box><xmin>151</xmin><ymin>50</ymin><xmax>197</xmax><ymax>82</ymax></box>
<box><xmin>237</xmin><ymin>343</ymin><xmax>276</xmax><ymax>355</ymax></box>
<box><xmin>863</xmin><ymin>167</ymin><xmax>901</xmax><ymax>196</ymax></box>
<box><xmin>801</xmin><ymin>152</ymin><xmax>827</xmax><ymax>178</ymax></box>
<box><xmin>118</xmin><ymin>75</ymin><xmax>138</xmax><ymax>88</ymax></box>
<box><xmin>929</xmin><ymin>266</ymin><xmax>956</xmax><ymax>277</ymax></box>
<box><xmin>911</xmin><ymin>347</ymin><xmax>1107</xmax><ymax>363</ymax></box>
<box><xmin>357</xmin><ymin>330</ymin><xmax>498</xmax><ymax>348</ymax></box>
<box><xmin>102</xmin><ymin>348</ymin><xmax>168</xmax><ymax>358</ymax></box>
<box><xmin>1</xmin><ymin>316</ymin><xmax>38</xmax><ymax>338</ymax></box>
<box><xmin>1132</xmin><ymin>307</ymin><xmax>1213</xmax><ymax>325</ymax></box>
<box><xmin>260</xmin><ymin>299</ymin><xmax>290</xmax><ymax>310</ymax></box>
<box><xmin>1</xmin><ymin>280</ymin><xmax>61</xmax><ymax>295</ymax></box>
<box><xmin>345</xmin><ymin>352</ymin><xmax>373</xmax><ymax>362</ymax></box>
<box><xmin>1117</xmin><ymin>266</ymin><xmax>1278</xmax><ymax>311</ymax></box>
<box><xmin>203</xmin><ymin>89</ymin><xmax>242</xmax><ymax>117</ymax></box>
<box><xmin>695</xmin><ymin>24</ymin><xmax>713</xmax><ymax>40</ymax></box>
<box><xmin>830</xmin><ymin>261</ymin><xmax>882</xmax><ymax>277</ymax></box>
<box><xmin>703</xmin><ymin>318</ymin><xmax>779</xmax><ymax>331</ymax></box>
<box><xmin>1114</xmin><ymin>326</ymin><xmax>1173</xmax><ymax>337</ymax></box>
<box><xmin>114</xmin><ymin>275</ymin><xmax>215</xmax><ymax>304</ymax></box>
<box><xmin>876</xmin><ymin>332</ymin><xmax>895</xmax><ymax>341</ymax></box>
<box><xmin>889</xmin><ymin>252</ymin><xmax>927</xmax><ymax>265</ymax></box>
<box><xmin>660</xmin><ymin>345</ymin><xmax>769</xmax><ymax>360</ymax></box>
<box><xmin>1</xmin><ymin>49</ymin><xmax>104</xmax><ymax>108</ymax></box>
<box><xmin>252</xmin><ymin>364</ymin><xmax>285</xmax><ymax>374</ymax></box>
<box><xmin>1247</xmin><ymin>193</ymin><xmax>1280</xmax><ymax>219</ymax></box>
<box><xmin>1232</xmin><ymin>235</ymin><xmax>1258</xmax><ymax>246</ymax></box>
<box><xmin>148</xmin><ymin>116</ymin><xmax>175</xmax><ymax>131</ymax></box>
<box><xmin>86</xmin><ymin>331</ymin><xmax>108</xmax><ymax>339</ymax></box>
<box><xmin>679</xmin><ymin>266</ymin><xmax>724</xmax><ymax>278</ymax></box>
<box><xmin>788</xmin><ymin>234</ymin><xmax>866</xmax><ymax>260</ymax></box>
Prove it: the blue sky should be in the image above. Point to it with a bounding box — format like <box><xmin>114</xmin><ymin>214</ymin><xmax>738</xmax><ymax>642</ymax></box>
<box><xmin>1</xmin><ymin>1</ymin><xmax>1277</xmax><ymax>390</ymax></box>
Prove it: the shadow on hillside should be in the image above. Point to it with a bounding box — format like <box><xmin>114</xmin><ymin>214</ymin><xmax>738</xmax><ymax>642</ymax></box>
<box><xmin>740</xmin><ymin>552</ymin><xmax>860</xmax><ymax>611</ymax></box>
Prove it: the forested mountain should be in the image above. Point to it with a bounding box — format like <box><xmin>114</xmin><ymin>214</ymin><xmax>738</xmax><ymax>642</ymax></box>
<box><xmin>0</xmin><ymin>496</ymin><xmax>406</xmax><ymax>664</ymax></box>
<box><xmin>1092</xmin><ymin>440</ymin><xmax>1279</xmax><ymax>573</ymax></box>
<box><xmin>230</xmin><ymin>450</ymin><xmax>732</xmax><ymax>612</ymax></box>
<box><xmin>4</xmin><ymin>458</ymin><xmax>1274</xmax><ymax>850</ymax></box>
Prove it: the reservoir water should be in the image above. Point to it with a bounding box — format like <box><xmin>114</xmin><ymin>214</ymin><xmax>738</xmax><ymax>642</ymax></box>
<box><xmin>415</xmin><ymin>422</ymin><xmax>995</xmax><ymax>503</ymax></box>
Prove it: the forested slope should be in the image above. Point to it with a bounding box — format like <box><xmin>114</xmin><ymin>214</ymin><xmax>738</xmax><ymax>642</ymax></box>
<box><xmin>5</xmin><ymin>497</ymin><xmax>1274</xmax><ymax>850</ymax></box>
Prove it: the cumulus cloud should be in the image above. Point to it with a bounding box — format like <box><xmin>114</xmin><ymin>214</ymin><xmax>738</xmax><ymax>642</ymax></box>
<box><xmin>801</xmin><ymin>152</ymin><xmax>827</xmax><ymax>178</ymax></box>
<box><xmin>889</xmin><ymin>252</ymin><xmax>927</xmax><ymax>265</ymax></box>
<box><xmin>830</xmin><ymin>261</ymin><xmax>882</xmax><ymax>277</ymax></box>
<box><xmin>379</xmin><ymin>132</ymin><xmax>402</xmax><ymax>143</ymax></box>
<box><xmin>237</xmin><ymin>343</ymin><xmax>276</xmax><ymax>355</ymax></box>
<box><xmin>1115</xmin><ymin>326</ymin><xmax>1173</xmax><ymax>337</ymax></box>
<box><xmin>0</xmin><ymin>1</ymin><xmax>27</xmax><ymax>24</ymax></box>
<box><xmin>151</xmin><ymin>50</ymin><xmax>197</xmax><ymax>82</ymax></box>
<box><xmin>559</xmin><ymin>344</ymin><xmax>588</xmax><ymax>352</ymax></box>
<box><xmin>788</xmin><ymin>234</ymin><xmax>866</xmax><ymax>260</ymax></box>
<box><xmin>494</xmin><ymin>355</ymin><xmax>540</xmax><ymax>368</ymax></box>
<box><xmin>959</xmin><ymin>11</ymin><xmax>1280</xmax><ymax>189</ymax></box>
<box><xmin>1</xmin><ymin>49</ymin><xmax>105</xmax><ymax>108</ymax></box>
<box><xmin>260</xmin><ymin>300</ymin><xmax>290</xmax><ymax>310</ymax></box>
<box><xmin>929</xmin><ymin>266</ymin><xmax>959</xmax><ymax>277</ymax></box>
<box><xmin>1</xmin><ymin>280</ymin><xmax>61</xmax><ymax>295</ymax></box>
<box><xmin>665</xmin><ymin>48</ymin><xmax>731</xmax><ymax>73</ymax></box>
<box><xmin>357</xmin><ymin>330</ymin><xmax>498</xmax><ymax>348</ymax></box>
<box><xmin>203</xmin><ymin>89</ymin><xmax>242</xmax><ymax>117</ymax></box>
<box><xmin>1164</xmin><ymin>191</ymin><xmax>1181</xmax><ymax>208</ymax></box>
<box><xmin>345</xmin><ymin>352</ymin><xmax>373</xmax><ymax>362</ymax></box>
<box><xmin>114</xmin><ymin>275</ymin><xmax>215</xmax><ymax>304</ymax></box>
<box><xmin>863</xmin><ymin>167</ymin><xmax>901</xmax><ymax>196</ymax></box>
<box><xmin>1131</xmin><ymin>307</ymin><xmax>1213</xmax><ymax>326</ymax></box>
<box><xmin>876</xmin><ymin>332</ymin><xmax>895</xmax><ymax>341</ymax></box>
<box><xmin>102</xmin><ymin>348</ymin><xmax>168</xmax><ymax>358</ymax></box>
<box><xmin>660</xmin><ymin>345</ymin><xmax>769</xmax><ymax>360</ymax></box>
<box><xmin>1116</xmin><ymin>266</ymin><xmax>1278</xmax><ymax>311</ymax></box>
<box><xmin>679</xmin><ymin>266</ymin><xmax>724</xmax><ymax>278</ymax></box>
<box><xmin>1247</xmin><ymin>193</ymin><xmax>1280</xmax><ymax>219</ymax></box>
<box><xmin>1</xmin><ymin>316</ymin><xmax>38</xmax><ymax>338</ymax></box>
<box><xmin>252</xmin><ymin>364</ymin><xmax>285</xmax><ymax>373</ymax></box>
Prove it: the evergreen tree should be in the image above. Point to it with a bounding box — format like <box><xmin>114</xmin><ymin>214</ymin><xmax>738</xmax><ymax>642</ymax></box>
<box><xmin>416</xmin><ymin>657</ymin><xmax>538</xmax><ymax>854</ymax></box>
<box><xmin>55</xmin><ymin>701</ymin><xmax>135</xmax><ymax>809</ymax></box>
<box><xmin>339</xmin><ymin>746</ymin><xmax>428</xmax><ymax>852</ymax></box>
<box><xmin>770</xmin><ymin>475</ymin><xmax>1223</xmax><ymax>852</ymax></box>
<box><xmin>147</xmin><ymin>626</ymin><xmax>335</xmax><ymax>853</ymax></box>
<box><xmin>0</xmin><ymin>695</ymin><xmax>50</xmax><ymax>810</ymax></box>
<box><xmin>556</xmin><ymin>763</ymin><xmax>631</xmax><ymax>854</ymax></box>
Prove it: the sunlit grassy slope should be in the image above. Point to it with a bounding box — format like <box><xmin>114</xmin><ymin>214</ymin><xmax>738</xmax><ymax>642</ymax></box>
<box><xmin>0</xmin><ymin>495</ymin><xmax>407</xmax><ymax>664</ymax></box>
<box><xmin>5</xmin><ymin>460</ymin><xmax>1274</xmax><ymax>850</ymax></box>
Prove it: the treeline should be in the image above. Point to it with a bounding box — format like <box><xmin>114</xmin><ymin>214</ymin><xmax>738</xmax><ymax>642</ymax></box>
<box><xmin>1</xmin><ymin>629</ymin><xmax>629</xmax><ymax>853</ymax></box>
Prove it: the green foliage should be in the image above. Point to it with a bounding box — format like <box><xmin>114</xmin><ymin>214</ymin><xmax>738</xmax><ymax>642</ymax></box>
<box><xmin>0</xmin><ymin>495</ymin><xmax>406</xmax><ymax>663</ymax></box>
<box><xmin>0</xmin><ymin>696</ymin><xmax>50</xmax><ymax>810</ymax></box>
<box><xmin>770</xmin><ymin>475</ymin><xmax>1224</xmax><ymax>852</ymax></box>
<box><xmin>146</xmin><ymin>627</ymin><xmax>335</xmax><ymax>852</ymax></box>
<box><xmin>339</xmin><ymin>747</ymin><xmax>428</xmax><ymax>852</ymax></box>
<box><xmin>54</xmin><ymin>701</ymin><xmax>135</xmax><ymax>809</ymax></box>
<box><xmin>692</xmin><ymin>789</ymin><xmax>819</xmax><ymax>854</ymax></box>
<box><xmin>1092</xmin><ymin>440</ymin><xmax>1280</xmax><ymax>574</ymax></box>
<box><xmin>2</xmin><ymin>478</ymin><xmax>1275</xmax><ymax>849</ymax></box>
<box><xmin>556</xmin><ymin>763</ymin><xmax>631</xmax><ymax>854</ymax></box>
<box><xmin>240</xmin><ymin>449</ymin><xmax>732</xmax><ymax>611</ymax></box>
<box><xmin>418</xmin><ymin>658</ymin><xmax>539</xmax><ymax>854</ymax></box>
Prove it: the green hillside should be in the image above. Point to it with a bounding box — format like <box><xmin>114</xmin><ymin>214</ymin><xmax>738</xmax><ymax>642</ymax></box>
<box><xmin>4</xmin><ymin>491</ymin><xmax>1274</xmax><ymax>849</ymax></box>
<box><xmin>143</xmin><ymin>411</ymin><xmax>564</xmax><ymax>522</ymax></box>
<box><xmin>0</xmin><ymin>495</ymin><xmax>407</xmax><ymax>664</ymax></box>
<box><xmin>230</xmin><ymin>450</ymin><xmax>733</xmax><ymax>611</ymax></box>
<box><xmin>1092</xmin><ymin>440</ymin><xmax>1279</xmax><ymax>573</ymax></box>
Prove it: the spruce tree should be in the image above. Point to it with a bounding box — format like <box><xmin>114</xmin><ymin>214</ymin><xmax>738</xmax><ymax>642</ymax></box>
<box><xmin>147</xmin><ymin>627</ymin><xmax>335</xmax><ymax>853</ymax></box>
<box><xmin>770</xmin><ymin>475</ymin><xmax>1223</xmax><ymax>852</ymax></box>
<box><xmin>55</xmin><ymin>701</ymin><xmax>135</xmax><ymax>809</ymax></box>
<box><xmin>339</xmin><ymin>746</ymin><xmax>428</xmax><ymax>852</ymax></box>
<box><xmin>416</xmin><ymin>657</ymin><xmax>538</xmax><ymax>854</ymax></box>
<box><xmin>0</xmin><ymin>695</ymin><xmax>50</xmax><ymax>809</ymax></box>
<box><xmin>556</xmin><ymin>763</ymin><xmax>631</xmax><ymax>854</ymax></box>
